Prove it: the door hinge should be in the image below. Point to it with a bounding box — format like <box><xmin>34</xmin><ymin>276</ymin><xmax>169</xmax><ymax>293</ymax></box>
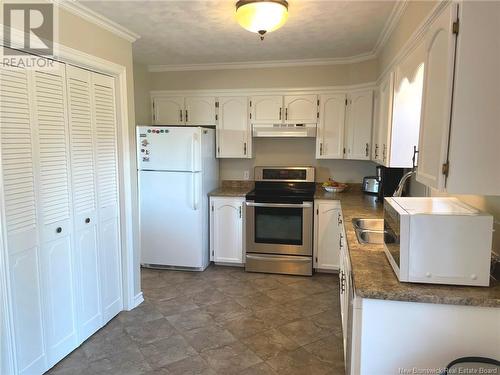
<box><xmin>316</xmin><ymin>208</ymin><xmax>319</xmax><ymax>215</ymax></box>
<box><xmin>317</xmin><ymin>99</ymin><xmax>320</xmax><ymax>106</ymax></box>
<box><xmin>215</xmin><ymin>101</ymin><xmax>219</xmax><ymax>108</ymax></box>
<box><xmin>249</xmin><ymin>113</ymin><xmax>252</xmax><ymax>119</ymax></box>
<box><xmin>215</xmin><ymin>114</ymin><xmax>218</xmax><ymax>121</ymax></box>
<box><xmin>442</xmin><ymin>161</ymin><xmax>450</xmax><ymax>177</ymax></box>
<box><xmin>217</xmin><ymin>146</ymin><xmax>220</xmax><ymax>154</ymax></box>
<box><xmin>317</xmin><ymin>112</ymin><xmax>319</xmax><ymax>119</ymax></box>
<box><xmin>345</xmin><ymin>98</ymin><xmax>348</xmax><ymax>106</ymax></box>
<box><xmin>452</xmin><ymin>20</ymin><xmax>459</xmax><ymax>35</ymax></box>
<box><xmin>249</xmin><ymin>100</ymin><xmax>252</xmax><ymax>107</ymax></box>
<box><xmin>212</xmin><ymin>250</ymin><xmax>214</xmax><ymax>256</ymax></box>
<box><xmin>343</xmin><ymin>147</ymin><xmax>346</xmax><ymax>154</ymax></box>
<box><xmin>315</xmin><ymin>257</ymin><xmax>318</xmax><ymax>262</ymax></box>
<box><xmin>211</xmin><ymin>204</ymin><xmax>214</xmax><ymax>212</ymax></box>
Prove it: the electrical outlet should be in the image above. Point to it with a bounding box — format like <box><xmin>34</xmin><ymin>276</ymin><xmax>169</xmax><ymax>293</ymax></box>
<box><xmin>243</xmin><ymin>170</ymin><xmax>250</xmax><ymax>180</ymax></box>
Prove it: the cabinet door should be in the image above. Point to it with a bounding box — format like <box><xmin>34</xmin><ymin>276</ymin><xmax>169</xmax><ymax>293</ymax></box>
<box><xmin>250</xmin><ymin>95</ymin><xmax>283</xmax><ymax>124</ymax></box>
<box><xmin>391</xmin><ymin>40</ymin><xmax>425</xmax><ymax>168</ymax></box>
<box><xmin>217</xmin><ymin>97</ymin><xmax>250</xmax><ymax>158</ymax></box>
<box><xmin>377</xmin><ymin>73</ymin><xmax>394</xmax><ymax>165</ymax></box>
<box><xmin>416</xmin><ymin>4</ymin><xmax>457</xmax><ymax>189</ymax></box>
<box><xmin>316</xmin><ymin>94</ymin><xmax>346</xmax><ymax>159</ymax></box>
<box><xmin>66</xmin><ymin>65</ymin><xmax>102</xmax><ymax>342</ymax></box>
<box><xmin>153</xmin><ymin>96</ymin><xmax>184</xmax><ymax>125</ymax></box>
<box><xmin>185</xmin><ymin>96</ymin><xmax>216</xmax><ymax>126</ymax></box>
<box><xmin>31</xmin><ymin>61</ymin><xmax>78</xmax><ymax>366</ymax></box>
<box><xmin>92</xmin><ymin>73</ymin><xmax>123</xmax><ymax>324</ymax></box>
<box><xmin>212</xmin><ymin>198</ymin><xmax>243</xmax><ymax>264</ymax></box>
<box><xmin>345</xmin><ymin>90</ymin><xmax>373</xmax><ymax>160</ymax></box>
<box><xmin>314</xmin><ymin>202</ymin><xmax>341</xmax><ymax>270</ymax></box>
<box><xmin>0</xmin><ymin>63</ymin><xmax>47</xmax><ymax>375</ymax></box>
<box><xmin>284</xmin><ymin>94</ymin><xmax>318</xmax><ymax>124</ymax></box>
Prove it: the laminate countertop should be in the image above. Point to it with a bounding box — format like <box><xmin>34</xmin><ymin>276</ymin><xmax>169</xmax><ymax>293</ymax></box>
<box><xmin>315</xmin><ymin>184</ymin><xmax>500</xmax><ymax>308</ymax></box>
<box><xmin>210</xmin><ymin>182</ymin><xmax>500</xmax><ymax>307</ymax></box>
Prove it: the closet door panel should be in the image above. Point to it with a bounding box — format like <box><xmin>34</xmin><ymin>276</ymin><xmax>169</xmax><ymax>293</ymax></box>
<box><xmin>92</xmin><ymin>73</ymin><xmax>122</xmax><ymax>323</ymax></box>
<box><xmin>32</xmin><ymin>61</ymin><xmax>77</xmax><ymax>365</ymax></box>
<box><xmin>66</xmin><ymin>65</ymin><xmax>102</xmax><ymax>341</ymax></box>
<box><xmin>0</xmin><ymin>64</ymin><xmax>47</xmax><ymax>375</ymax></box>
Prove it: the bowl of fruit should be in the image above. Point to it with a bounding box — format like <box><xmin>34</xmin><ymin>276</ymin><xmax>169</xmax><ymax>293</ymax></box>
<box><xmin>322</xmin><ymin>179</ymin><xmax>348</xmax><ymax>193</ymax></box>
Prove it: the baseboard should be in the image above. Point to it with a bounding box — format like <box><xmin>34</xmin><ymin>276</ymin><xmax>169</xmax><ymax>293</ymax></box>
<box><xmin>132</xmin><ymin>292</ymin><xmax>144</xmax><ymax>309</ymax></box>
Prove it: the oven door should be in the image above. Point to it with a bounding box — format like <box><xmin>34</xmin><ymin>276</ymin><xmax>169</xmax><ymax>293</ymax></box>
<box><xmin>245</xmin><ymin>201</ymin><xmax>313</xmax><ymax>256</ymax></box>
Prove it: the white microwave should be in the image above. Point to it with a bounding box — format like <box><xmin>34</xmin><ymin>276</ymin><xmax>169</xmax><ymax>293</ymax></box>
<box><xmin>383</xmin><ymin>197</ymin><xmax>493</xmax><ymax>287</ymax></box>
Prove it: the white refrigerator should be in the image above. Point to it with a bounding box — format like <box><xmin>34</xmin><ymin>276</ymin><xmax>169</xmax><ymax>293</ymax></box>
<box><xmin>137</xmin><ymin>126</ymin><xmax>218</xmax><ymax>270</ymax></box>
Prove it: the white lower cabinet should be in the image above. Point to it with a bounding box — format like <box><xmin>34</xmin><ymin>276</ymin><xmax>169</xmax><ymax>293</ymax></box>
<box><xmin>313</xmin><ymin>200</ymin><xmax>342</xmax><ymax>271</ymax></box>
<box><xmin>210</xmin><ymin>197</ymin><xmax>244</xmax><ymax>265</ymax></box>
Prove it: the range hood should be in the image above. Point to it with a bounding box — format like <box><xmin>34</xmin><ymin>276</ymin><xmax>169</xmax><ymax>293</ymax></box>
<box><xmin>253</xmin><ymin>123</ymin><xmax>317</xmax><ymax>138</ymax></box>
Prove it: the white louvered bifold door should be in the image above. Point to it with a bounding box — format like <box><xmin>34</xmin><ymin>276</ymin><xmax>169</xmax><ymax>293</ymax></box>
<box><xmin>66</xmin><ymin>65</ymin><xmax>102</xmax><ymax>342</ymax></box>
<box><xmin>0</xmin><ymin>60</ymin><xmax>47</xmax><ymax>375</ymax></box>
<box><xmin>92</xmin><ymin>72</ymin><xmax>122</xmax><ymax>323</ymax></box>
<box><xmin>31</xmin><ymin>60</ymin><xmax>78</xmax><ymax>367</ymax></box>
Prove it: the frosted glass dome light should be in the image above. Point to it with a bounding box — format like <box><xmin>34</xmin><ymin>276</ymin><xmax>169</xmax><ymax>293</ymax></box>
<box><xmin>235</xmin><ymin>0</ymin><xmax>289</xmax><ymax>40</ymax></box>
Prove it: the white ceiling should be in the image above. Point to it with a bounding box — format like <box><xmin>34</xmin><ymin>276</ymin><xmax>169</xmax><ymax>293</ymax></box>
<box><xmin>81</xmin><ymin>0</ymin><xmax>397</xmax><ymax>67</ymax></box>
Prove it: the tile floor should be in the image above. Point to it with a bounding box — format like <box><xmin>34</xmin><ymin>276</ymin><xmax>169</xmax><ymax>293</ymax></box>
<box><xmin>48</xmin><ymin>266</ymin><xmax>345</xmax><ymax>375</ymax></box>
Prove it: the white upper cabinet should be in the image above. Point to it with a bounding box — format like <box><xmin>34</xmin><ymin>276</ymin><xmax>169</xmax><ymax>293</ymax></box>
<box><xmin>345</xmin><ymin>90</ymin><xmax>373</xmax><ymax>160</ymax></box>
<box><xmin>316</xmin><ymin>94</ymin><xmax>346</xmax><ymax>159</ymax></box>
<box><xmin>152</xmin><ymin>96</ymin><xmax>216</xmax><ymax>126</ymax></box>
<box><xmin>185</xmin><ymin>96</ymin><xmax>216</xmax><ymax>126</ymax></box>
<box><xmin>416</xmin><ymin>4</ymin><xmax>457</xmax><ymax>190</ymax></box>
<box><xmin>153</xmin><ymin>96</ymin><xmax>184</xmax><ymax>125</ymax></box>
<box><xmin>216</xmin><ymin>96</ymin><xmax>251</xmax><ymax>158</ymax></box>
<box><xmin>283</xmin><ymin>95</ymin><xmax>318</xmax><ymax>124</ymax></box>
<box><xmin>250</xmin><ymin>95</ymin><xmax>283</xmax><ymax>124</ymax></box>
<box><xmin>374</xmin><ymin>73</ymin><xmax>394</xmax><ymax>165</ymax></box>
<box><xmin>210</xmin><ymin>197</ymin><xmax>244</xmax><ymax>264</ymax></box>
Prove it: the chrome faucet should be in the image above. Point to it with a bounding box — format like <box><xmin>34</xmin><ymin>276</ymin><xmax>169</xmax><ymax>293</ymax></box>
<box><xmin>393</xmin><ymin>170</ymin><xmax>416</xmax><ymax>197</ymax></box>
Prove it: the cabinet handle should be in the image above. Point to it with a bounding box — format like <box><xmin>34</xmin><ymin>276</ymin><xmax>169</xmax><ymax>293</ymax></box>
<box><xmin>185</xmin><ymin>109</ymin><xmax>188</xmax><ymax>123</ymax></box>
<box><xmin>180</xmin><ymin>109</ymin><xmax>183</xmax><ymax>122</ymax></box>
<box><xmin>412</xmin><ymin>145</ymin><xmax>419</xmax><ymax>169</ymax></box>
<box><xmin>365</xmin><ymin>143</ymin><xmax>369</xmax><ymax>157</ymax></box>
<box><xmin>85</xmin><ymin>218</ymin><xmax>91</xmax><ymax>224</ymax></box>
<box><xmin>285</xmin><ymin>108</ymin><xmax>288</xmax><ymax>120</ymax></box>
<box><xmin>279</xmin><ymin>107</ymin><xmax>282</xmax><ymax>120</ymax></box>
<box><xmin>238</xmin><ymin>206</ymin><xmax>242</xmax><ymax>219</ymax></box>
<box><xmin>319</xmin><ymin>143</ymin><xmax>323</xmax><ymax>156</ymax></box>
<box><xmin>340</xmin><ymin>271</ymin><xmax>346</xmax><ymax>294</ymax></box>
<box><xmin>383</xmin><ymin>144</ymin><xmax>387</xmax><ymax>162</ymax></box>
<box><xmin>375</xmin><ymin>144</ymin><xmax>379</xmax><ymax>159</ymax></box>
<box><xmin>243</xmin><ymin>142</ymin><xmax>247</xmax><ymax>155</ymax></box>
<box><xmin>338</xmin><ymin>214</ymin><xmax>343</xmax><ymax>225</ymax></box>
<box><xmin>56</xmin><ymin>227</ymin><xmax>62</xmax><ymax>234</ymax></box>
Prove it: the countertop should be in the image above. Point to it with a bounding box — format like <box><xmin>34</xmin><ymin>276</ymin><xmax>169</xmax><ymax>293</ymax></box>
<box><xmin>315</xmin><ymin>184</ymin><xmax>500</xmax><ymax>308</ymax></box>
<box><xmin>210</xmin><ymin>181</ymin><xmax>500</xmax><ymax>307</ymax></box>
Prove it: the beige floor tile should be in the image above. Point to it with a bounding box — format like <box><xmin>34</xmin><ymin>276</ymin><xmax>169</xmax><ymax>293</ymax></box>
<box><xmin>242</xmin><ymin>328</ymin><xmax>300</xmax><ymax>360</ymax></box>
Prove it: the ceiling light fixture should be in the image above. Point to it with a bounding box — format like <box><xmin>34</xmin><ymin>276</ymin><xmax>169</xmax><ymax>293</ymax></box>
<box><xmin>235</xmin><ymin>0</ymin><xmax>289</xmax><ymax>40</ymax></box>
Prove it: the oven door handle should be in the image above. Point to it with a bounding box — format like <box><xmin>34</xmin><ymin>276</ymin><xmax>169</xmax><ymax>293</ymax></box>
<box><xmin>245</xmin><ymin>201</ymin><xmax>313</xmax><ymax>208</ymax></box>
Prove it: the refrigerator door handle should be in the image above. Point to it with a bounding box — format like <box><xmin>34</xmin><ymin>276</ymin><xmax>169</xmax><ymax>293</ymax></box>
<box><xmin>191</xmin><ymin>133</ymin><xmax>200</xmax><ymax>172</ymax></box>
<box><xmin>192</xmin><ymin>173</ymin><xmax>198</xmax><ymax>210</ymax></box>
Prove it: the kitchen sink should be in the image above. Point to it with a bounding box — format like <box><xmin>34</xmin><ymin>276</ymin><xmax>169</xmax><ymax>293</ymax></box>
<box><xmin>355</xmin><ymin>230</ymin><xmax>395</xmax><ymax>245</ymax></box>
<box><xmin>352</xmin><ymin>218</ymin><xmax>384</xmax><ymax>231</ymax></box>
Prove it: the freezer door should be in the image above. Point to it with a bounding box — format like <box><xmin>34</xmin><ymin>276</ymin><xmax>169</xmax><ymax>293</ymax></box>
<box><xmin>137</xmin><ymin>126</ymin><xmax>201</xmax><ymax>171</ymax></box>
<box><xmin>139</xmin><ymin>170</ymin><xmax>205</xmax><ymax>268</ymax></box>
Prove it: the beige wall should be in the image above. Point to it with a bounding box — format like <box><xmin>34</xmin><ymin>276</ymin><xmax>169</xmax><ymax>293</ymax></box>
<box><xmin>149</xmin><ymin>59</ymin><xmax>378</xmax><ymax>91</ymax></box>
<box><xmin>378</xmin><ymin>1</ymin><xmax>438</xmax><ymax>72</ymax></box>
<box><xmin>134</xmin><ymin>63</ymin><xmax>152</xmax><ymax>125</ymax></box>
<box><xmin>222</xmin><ymin>138</ymin><xmax>376</xmax><ymax>183</ymax></box>
<box><xmin>57</xmin><ymin>8</ymin><xmax>141</xmax><ymax>296</ymax></box>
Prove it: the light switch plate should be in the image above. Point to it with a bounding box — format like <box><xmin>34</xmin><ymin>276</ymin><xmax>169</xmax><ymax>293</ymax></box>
<box><xmin>243</xmin><ymin>170</ymin><xmax>250</xmax><ymax>180</ymax></box>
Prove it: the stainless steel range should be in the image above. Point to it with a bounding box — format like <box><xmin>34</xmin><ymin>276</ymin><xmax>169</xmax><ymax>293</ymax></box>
<box><xmin>245</xmin><ymin>166</ymin><xmax>315</xmax><ymax>276</ymax></box>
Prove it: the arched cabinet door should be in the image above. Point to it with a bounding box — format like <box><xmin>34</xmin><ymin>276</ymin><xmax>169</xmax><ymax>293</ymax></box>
<box><xmin>316</xmin><ymin>94</ymin><xmax>346</xmax><ymax>159</ymax></box>
<box><xmin>314</xmin><ymin>201</ymin><xmax>342</xmax><ymax>271</ymax></box>
<box><xmin>185</xmin><ymin>96</ymin><xmax>216</xmax><ymax>126</ymax></box>
<box><xmin>284</xmin><ymin>95</ymin><xmax>318</xmax><ymax>124</ymax></box>
<box><xmin>153</xmin><ymin>96</ymin><xmax>184</xmax><ymax>125</ymax></box>
<box><xmin>217</xmin><ymin>97</ymin><xmax>250</xmax><ymax>158</ymax></box>
<box><xmin>250</xmin><ymin>95</ymin><xmax>283</xmax><ymax>124</ymax></box>
<box><xmin>345</xmin><ymin>90</ymin><xmax>373</xmax><ymax>160</ymax></box>
<box><xmin>377</xmin><ymin>72</ymin><xmax>394</xmax><ymax>166</ymax></box>
<box><xmin>416</xmin><ymin>3</ymin><xmax>457</xmax><ymax>190</ymax></box>
<box><xmin>211</xmin><ymin>197</ymin><xmax>244</xmax><ymax>264</ymax></box>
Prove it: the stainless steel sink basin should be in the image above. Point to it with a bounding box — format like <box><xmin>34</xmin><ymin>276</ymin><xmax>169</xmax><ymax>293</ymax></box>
<box><xmin>352</xmin><ymin>218</ymin><xmax>384</xmax><ymax>231</ymax></box>
<box><xmin>355</xmin><ymin>230</ymin><xmax>396</xmax><ymax>245</ymax></box>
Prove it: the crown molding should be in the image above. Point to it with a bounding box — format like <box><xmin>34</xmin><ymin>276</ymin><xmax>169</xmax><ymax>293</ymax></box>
<box><xmin>147</xmin><ymin>53</ymin><xmax>377</xmax><ymax>73</ymax></box>
<box><xmin>372</xmin><ymin>0</ymin><xmax>409</xmax><ymax>56</ymax></box>
<box><xmin>53</xmin><ymin>0</ymin><xmax>140</xmax><ymax>43</ymax></box>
